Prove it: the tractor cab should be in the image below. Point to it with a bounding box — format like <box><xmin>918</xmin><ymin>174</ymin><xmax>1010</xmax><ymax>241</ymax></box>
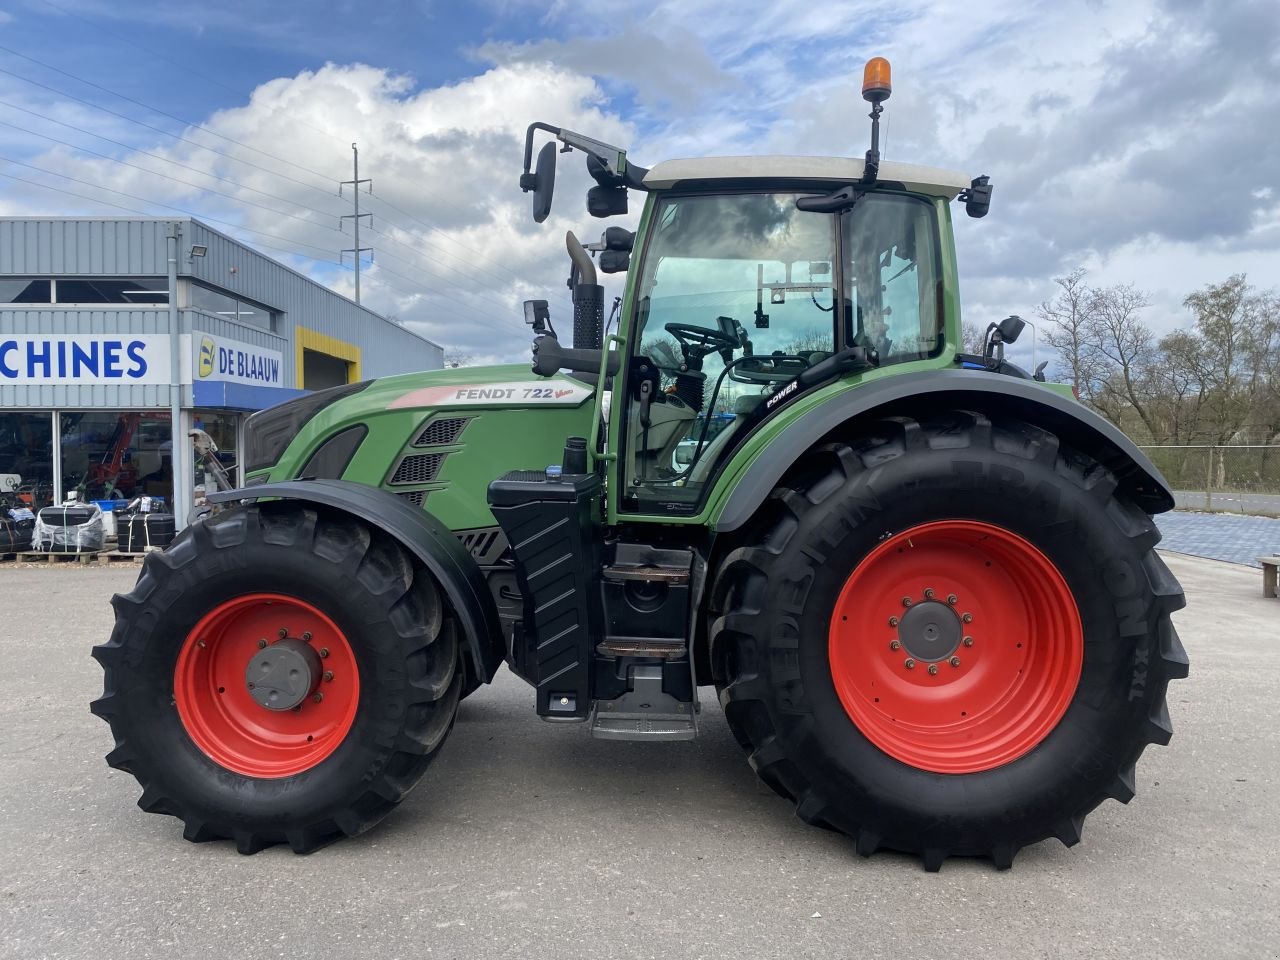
<box><xmin>517</xmin><ymin>59</ymin><xmax>990</xmax><ymax>520</ymax></box>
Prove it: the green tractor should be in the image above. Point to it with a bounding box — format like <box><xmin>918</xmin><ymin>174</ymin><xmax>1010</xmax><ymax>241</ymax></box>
<box><xmin>92</xmin><ymin>59</ymin><xmax>1187</xmax><ymax>870</ymax></box>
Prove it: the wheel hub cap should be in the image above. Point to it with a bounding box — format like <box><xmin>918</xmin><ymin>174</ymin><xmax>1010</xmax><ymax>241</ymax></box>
<box><xmin>897</xmin><ymin>600</ymin><xmax>961</xmax><ymax>662</ymax></box>
<box><xmin>827</xmin><ymin>520</ymin><xmax>1084</xmax><ymax>774</ymax></box>
<box><xmin>245</xmin><ymin>638</ymin><xmax>321</xmax><ymax>711</ymax></box>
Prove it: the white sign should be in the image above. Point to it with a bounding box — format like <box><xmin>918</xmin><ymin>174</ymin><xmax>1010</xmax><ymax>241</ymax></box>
<box><xmin>0</xmin><ymin>334</ymin><xmax>173</xmax><ymax>385</ymax></box>
<box><xmin>192</xmin><ymin>332</ymin><xmax>283</xmax><ymax>387</ymax></box>
<box><xmin>388</xmin><ymin>380</ymin><xmax>594</xmax><ymax>409</ymax></box>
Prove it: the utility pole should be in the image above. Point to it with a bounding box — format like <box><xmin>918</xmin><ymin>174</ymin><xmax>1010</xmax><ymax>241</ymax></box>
<box><xmin>339</xmin><ymin>142</ymin><xmax>373</xmax><ymax>303</ymax></box>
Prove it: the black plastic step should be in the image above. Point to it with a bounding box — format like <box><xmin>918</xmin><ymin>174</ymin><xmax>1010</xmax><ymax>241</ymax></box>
<box><xmin>487</xmin><ymin>469</ymin><xmax>602</xmax><ymax>720</ymax></box>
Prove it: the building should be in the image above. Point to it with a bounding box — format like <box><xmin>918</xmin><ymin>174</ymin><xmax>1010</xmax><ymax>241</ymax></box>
<box><xmin>1</xmin><ymin>217</ymin><xmax>442</xmax><ymax>528</ymax></box>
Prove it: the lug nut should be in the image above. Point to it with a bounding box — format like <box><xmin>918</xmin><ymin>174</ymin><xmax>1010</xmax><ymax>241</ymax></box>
<box><xmin>277</xmin><ymin>628</ymin><xmax>288</xmax><ymax>639</ymax></box>
<box><xmin>962</xmin><ymin>612</ymin><xmax>973</xmax><ymax>623</ymax></box>
<box><xmin>257</xmin><ymin>638</ymin><xmax>267</xmax><ymax>649</ymax></box>
<box><xmin>947</xmin><ymin>594</ymin><xmax>958</xmax><ymax>605</ymax></box>
<box><xmin>312</xmin><ymin>692</ymin><xmax>324</xmax><ymax>704</ymax></box>
<box><xmin>901</xmin><ymin>597</ymin><xmax>913</xmax><ymax>608</ymax></box>
<box><xmin>923</xmin><ymin>588</ymin><xmax>935</xmax><ymax>600</ymax></box>
<box><xmin>950</xmin><ymin>656</ymin><xmax>961</xmax><ymax>667</ymax></box>
<box><xmin>904</xmin><ymin>658</ymin><xmax>916</xmax><ymax>670</ymax></box>
<box><xmin>303</xmin><ymin>631</ymin><xmax>313</xmax><ymax>641</ymax></box>
<box><xmin>888</xmin><ymin>616</ymin><xmax>899</xmax><ymax>627</ymax></box>
<box><xmin>197</xmin><ymin>640</ymin><xmax>206</xmax><ymax>648</ymax></box>
<box><xmin>928</xmin><ymin>664</ymin><xmax>939</xmax><ymax>675</ymax></box>
<box><xmin>963</xmin><ymin>636</ymin><xmax>974</xmax><ymax>647</ymax></box>
<box><xmin>890</xmin><ymin>640</ymin><xmax>902</xmax><ymax>651</ymax></box>
<box><xmin>318</xmin><ymin>647</ymin><xmax>330</xmax><ymax>658</ymax></box>
<box><xmin>323</xmin><ymin>671</ymin><xmax>334</xmax><ymax>682</ymax></box>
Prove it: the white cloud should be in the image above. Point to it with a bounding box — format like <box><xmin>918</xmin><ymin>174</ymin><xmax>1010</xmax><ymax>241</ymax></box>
<box><xmin>3</xmin><ymin>0</ymin><xmax>1276</xmax><ymax>367</ymax></box>
<box><xmin>0</xmin><ymin>60</ymin><xmax>637</xmax><ymax>362</ymax></box>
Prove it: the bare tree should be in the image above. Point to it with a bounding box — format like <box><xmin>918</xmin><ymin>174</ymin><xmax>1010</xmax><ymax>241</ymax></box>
<box><xmin>1039</xmin><ymin>269</ymin><xmax>1104</xmax><ymax>399</ymax></box>
<box><xmin>442</xmin><ymin>349</ymin><xmax>474</xmax><ymax>368</ymax></box>
<box><xmin>1087</xmin><ymin>283</ymin><xmax>1160</xmax><ymax>439</ymax></box>
<box><xmin>961</xmin><ymin>321</ymin><xmax>986</xmax><ymax>354</ymax></box>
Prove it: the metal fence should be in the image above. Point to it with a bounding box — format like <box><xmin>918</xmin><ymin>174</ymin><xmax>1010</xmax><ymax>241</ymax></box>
<box><xmin>1138</xmin><ymin>445</ymin><xmax>1280</xmax><ymax>515</ymax></box>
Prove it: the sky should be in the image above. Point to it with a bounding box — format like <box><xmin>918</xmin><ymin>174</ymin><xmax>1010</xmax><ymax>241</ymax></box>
<box><xmin>0</xmin><ymin>0</ymin><xmax>1276</xmax><ymax>368</ymax></box>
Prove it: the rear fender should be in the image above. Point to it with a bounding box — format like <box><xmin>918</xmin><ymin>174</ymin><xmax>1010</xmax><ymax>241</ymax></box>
<box><xmin>208</xmin><ymin>479</ymin><xmax>503</xmax><ymax>683</ymax></box>
<box><xmin>713</xmin><ymin>369</ymin><xmax>1175</xmax><ymax>532</ymax></box>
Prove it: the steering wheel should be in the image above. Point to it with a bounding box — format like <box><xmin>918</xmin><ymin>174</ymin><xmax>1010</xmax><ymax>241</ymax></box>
<box><xmin>664</xmin><ymin>322</ymin><xmax>741</xmax><ymax>355</ymax></box>
<box><xmin>729</xmin><ymin>354</ymin><xmax>811</xmax><ymax>384</ymax></box>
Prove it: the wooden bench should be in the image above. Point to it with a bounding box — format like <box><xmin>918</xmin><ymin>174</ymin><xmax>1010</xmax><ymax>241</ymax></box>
<box><xmin>1261</xmin><ymin>555</ymin><xmax>1279</xmax><ymax>599</ymax></box>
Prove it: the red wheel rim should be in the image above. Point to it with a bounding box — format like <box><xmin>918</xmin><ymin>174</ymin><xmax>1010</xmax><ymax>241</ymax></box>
<box><xmin>174</xmin><ymin>594</ymin><xmax>360</xmax><ymax>778</ymax></box>
<box><xmin>828</xmin><ymin>520</ymin><xmax>1082</xmax><ymax>774</ymax></box>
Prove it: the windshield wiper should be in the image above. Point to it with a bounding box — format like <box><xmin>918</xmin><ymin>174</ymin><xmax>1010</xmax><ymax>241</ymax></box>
<box><xmin>796</xmin><ymin>185</ymin><xmax>864</xmax><ymax>213</ymax></box>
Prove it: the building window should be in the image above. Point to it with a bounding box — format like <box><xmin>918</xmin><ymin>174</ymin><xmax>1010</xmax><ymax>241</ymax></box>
<box><xmin>191</xmin><ymin>283</ymin><xmax>275</xmax><ymax>330</ymax></box>
<box><xmin>54</xmin><ymin>278</ymin><xmax>169</xmax><ymax>304</ymax></box>
<box><xmin>59</xmin><ymin>411</ymin><xmax>173</xmax><ymax>506</ymax></box>
<box><xmin>0</xmin><ymin>279</ymin><xmax>53</xmax><ymax>303</ymax></box>
<box><xmin>0</xmin><ymin>278</ymin><xmax>168</xmax><ymax>305</ymax></box>
<box><xmin>0</xmin><ymin>412</ymin><xmax>55</xmax><ymax>510</ymax></box>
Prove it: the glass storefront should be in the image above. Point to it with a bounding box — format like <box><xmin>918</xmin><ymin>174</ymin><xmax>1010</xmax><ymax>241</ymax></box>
<box><xmin>0</xmin><ymin>412</ymin><xmax>55</xmax><ymax>510</ymax></box>
<box><xmin>2</xmin><ymin>408</ymin><xmax>242</xmax><ymax>520</ymax></box>
<box><xmin>59</xmin><ymin>411</ymin><xmax>174</xmax><ymax>506</ymax></box>
<box><xmin>191</xmin><ymin>410</ymin><xmax>240</xmax><ymax>500</ymax></box>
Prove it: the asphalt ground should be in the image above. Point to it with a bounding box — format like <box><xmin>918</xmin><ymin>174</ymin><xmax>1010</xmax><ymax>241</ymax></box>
<box><xmin>1</xmin><ymin>553</ymin><xmax>1276</xmax><ymax>960</ymax></box>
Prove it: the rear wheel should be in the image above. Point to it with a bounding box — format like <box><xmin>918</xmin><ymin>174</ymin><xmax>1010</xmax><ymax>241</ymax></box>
<box><xmin>710</xmin><ymin>412</ymin><xmax>1188</xmax><ymax>870</ymax></box>
<box><xmin>92</xmin><ymin>503</ymin><xmax>462</xmax><ymax>854</ymax></box>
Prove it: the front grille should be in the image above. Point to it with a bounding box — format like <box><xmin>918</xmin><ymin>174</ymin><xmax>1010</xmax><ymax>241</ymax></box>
<box><xmin>390</xmin><ymin>453</ymin><xmax>445</xmax><ymax>484</ymax></box>
<box><xmin>413</xmin><ymin>417</ymin><xmax>469</xmax><ymax>447</ymax></box>
<box><xmin>398</xmin><ymin>490</ymin><xmax>428</xmax><ymax>508</ymax></box>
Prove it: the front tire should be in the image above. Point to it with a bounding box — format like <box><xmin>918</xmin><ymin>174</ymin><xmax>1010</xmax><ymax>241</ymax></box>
<box><xmin>92</xmin><ymin>503</ymin><xmax>462</xmax><ymax>854</ymax></box>
<box><xmin>710</xmin><ymin>412</ymin><xmax>1188</xmax><ymax>870</ymax></box>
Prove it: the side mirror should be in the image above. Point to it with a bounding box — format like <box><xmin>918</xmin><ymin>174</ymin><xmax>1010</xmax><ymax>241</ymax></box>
<box><xmin>587</xmin><ymin>184</ymin><xmax>628</xmax><ymax>218</ymax></box>
<box><xmin>599</xmin><ymin>250</ymin><xmax>630</xmax><ymax>274</ymax></box>
<box><xmin>996</xmin><ymin>314</ymin><xmax>1025</xmax><ymax>344</ymax></box>
<box><xmin>521</xmin><ymin>142</ymin><xmax>557</xmax><ymax>223</ymax></box>
<box><xmin>602</xmin><ymin>226</ymin><xmax>634</xmax><ymax>251</ymax></box>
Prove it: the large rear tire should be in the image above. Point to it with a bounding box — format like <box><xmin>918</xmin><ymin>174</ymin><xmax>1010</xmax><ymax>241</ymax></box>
<box><xmin>709</xmin><ymin>412</ymin><xmax>1188</xmax><ymax>870</ymax></box>
<box><xmin>92</xmin><ymin>503</ymin><xmax>462</xmax><ymax>854</ymax></box>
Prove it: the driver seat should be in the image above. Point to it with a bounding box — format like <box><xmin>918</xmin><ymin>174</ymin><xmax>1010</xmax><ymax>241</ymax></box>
<box><xmin>686</xmin><ymin>393</ymin><xmax>765</xmax><ymax>484</ymax></box>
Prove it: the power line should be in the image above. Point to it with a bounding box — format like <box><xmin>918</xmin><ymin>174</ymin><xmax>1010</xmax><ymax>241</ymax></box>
<box><xmin>0</xmin><ymin>97</ymin><xmax>343</xmax><ymax>222</ymax></box>
<box><xmin>0</xmin><ymin>163</ymin><xmax>523</xmax><ymax>335</ymax></box>
<box><xmin>32</xmin><ymin>0</ymin><xmax>353</xmax><ymax>152</ymax></box>
<box><xmin>0</xmin><ymin>52</ymin><xmax>534</xmax><ymax>290</ymax></box>
<box><xmin>1</xmin><ymin>109</ymin><xmax>529</xmax><ymax>315</ymax></box>
<box><xmin>0</xmin><ymin>113</ymin><xmax>341</xmax><ymax>231</ymax></box>
<box><xmin>0</xmin><ymin>64</ymin><xmax>340</xmax><ymax>201</ymax></box>
<box><xmin>1</xmin><ymin>81</ymin><xmax>534</xmax><ymax>292</ymax></box>
<box><xmin>0</xmin><ymin>42</ymin><xmax>339</xmax><ymax>185</ymax></box>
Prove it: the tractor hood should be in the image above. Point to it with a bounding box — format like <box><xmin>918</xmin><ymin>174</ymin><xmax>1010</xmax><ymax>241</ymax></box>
<box><xmin>243</xmin><ymin>364</ymin><xmax>597</xmax><ymax>532</ymax></box>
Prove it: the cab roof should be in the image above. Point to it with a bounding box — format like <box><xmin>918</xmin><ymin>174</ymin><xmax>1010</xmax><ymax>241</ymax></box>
<box><xmin>641</xmin><ymin>156</ymin><xmax>971</xmax><ymax>199</ymax></box>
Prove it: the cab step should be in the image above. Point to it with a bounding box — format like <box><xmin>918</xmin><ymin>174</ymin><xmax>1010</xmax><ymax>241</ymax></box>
<box><xmin>588</xmin><ymin>665</ymin><xmax>697</xmax><ymax>741</ymax></box>
<box><xmin>595</xmin><ymin>638</ymin><xmax>686</xmax><ymax>659</ymax></box>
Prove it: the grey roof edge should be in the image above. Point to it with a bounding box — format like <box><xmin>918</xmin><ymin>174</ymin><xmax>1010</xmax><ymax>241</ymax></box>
<box><xmin>0</xmin><ymin>215</ymin><xmax>445</xmax><ymax>353</ymax></box>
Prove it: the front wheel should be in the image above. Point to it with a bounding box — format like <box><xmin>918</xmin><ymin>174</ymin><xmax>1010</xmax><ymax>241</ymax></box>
<box><xmin>710</xmin><ymin>413</ymin><xmax>1189</xmax><ymax>870</ymax></box>
<box><xmin>92</xmin><ymin>503</ymin><xmax>462</xmax><ymax>854</ymax></box>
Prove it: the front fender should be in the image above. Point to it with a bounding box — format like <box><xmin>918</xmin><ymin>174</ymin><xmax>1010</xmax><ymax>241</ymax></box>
<box><xmin>208</xmin><ymin>479</ymin><xmax>502</xmax><ymax>683</ymax></box>
<box><xmin>712</xmin><ymin>369</ymin><xmax>1174</xmax><ymax>532</ymax></box>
